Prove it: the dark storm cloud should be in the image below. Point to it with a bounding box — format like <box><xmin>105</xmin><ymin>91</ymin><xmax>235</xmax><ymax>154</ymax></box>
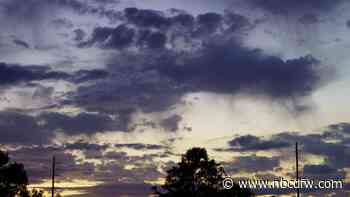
<box><xmin>0</xmin><ymin>62</ymin><xmax>108</xmax><ymax>86</ymax></box>
<box><xmin>73</xmin><ymin>29</ymin><xmax>86</xmax><ymax>41</ymax></box>
<box><xmin>85</xmin><ymin>27</ymin><xmax>114</xmax><ymax>44</ymax></box>
<box><xmin>227</xmin><ymin>134</ymin><xmax>290</xmax><ymax>151</ymax></box>
<box><xmin>160</xmin><ymin>115</ymin><xmax>182</xmax><ymax>132</ymax></box>
<box><xmin>124</xmin><ymin>7</ymin><xmax>171</xmax><ymax>28</ymax></box>
<box><xmin>51</xmin><ymin>18</ymin><xmax>74</xmax><ymax>29</ymax></box>
<box><xmin>73</xmin><ymin>8</ymin><xmax>325</xmax><ymax>122</ymax></box>
<box><xmin>81</xmin><ymin>24</ymin><xmax>167</xmax><ymax>49</ymax></box>
<box><xmin>0</xmin><ymin>0</ymin><xmax>51</xmax><ymax>23</ymax></box>
<box><xmin>195</xmin><ymin>13</ymin><xmax>223</xmax><ymax>35</ymax></box>
<box><xmin>138</xmin><ymin>30</ymin><xmax>167</xmax><ymax>49</ymax></box>
<box><xmin>271</xmin><ymin>131</ymin><xmax>350</xmax><ymax>169</ymax></box>
<box><xmin>64</xmin><ymin>142</ymin><xmax>109</xmax><ymax>151</ymax></box>
<box><xmin>54</xmin><ymin>0</ymin><xmax>89</xmax><ymax>13</ymax></box>
<box><xmin>298</xmin><ymin>13</ymin><xmax>319</xmax><ymax>25</ymax></box>
<box><xmin>327</xmin><ymin>122</ymin><xmax>350</xmax><ymax>134</ymax></box>
<box><xmin>12</xmin><ymin>39</ymin><xmax>30</xmax><ymax>48</ymax></box>
<box><xmin>246</xmin><ymin>0</ymin><xmax>345</xmax><ymax>14</ymax></box>
<box><xmin>104</xmin><ymin>151</ymin><xmax>128</xmax><ymax>160</ymax></box>
<box><xmin>0</xmin><ymin>111</ymin><xmax>128</xmax><ymax>144</ymax></box>
<box><xmin>38</xmin><ymin>112</ymin><xmax>127</xmax><ymax>135</ymax></box>
<box><xmin>70</xmin><ymin>62</ymin><xmax>183</xmax><ymax>115</ymax></box>
<box><xmin>72</xmin><ymin>69</ymin><xmax>109</xmax><ymax>83</ymax></box>
<box><xmin>224</xmin><ymin>156</ymin><xmax>280</xmax><ymax>173</ymax></box>
<box><xmin>0</xmin><ymin>111</ymin><xmax>51</xmax><ymax>145</ymax></box>
<box><xmin>0</xmin><ymin>63</ymin><xmax>70</xmax><ymax>85</ymax></box>
<box><xmin>158</xmin><ymin>44</ymin><xmax>321</xmax><ymax>98</ymax></box>
<box><xmin>104</xmin><ymin>25</ymin><xmax>136</xmax><ymax>49</ymax></box>
<box><xmin>81</xmin><ymin>7</ymin><xmax>250</xmax><ymax>50</ymax></box>
<box><xmin>303</xmin><ymin>164</ymin><xmax>337</xmax><ymax>175</ymax></box>
<box><xmin>114</xmin><ymin>143</ymin><xmax>165</xmax><ymax>150</ymax></box>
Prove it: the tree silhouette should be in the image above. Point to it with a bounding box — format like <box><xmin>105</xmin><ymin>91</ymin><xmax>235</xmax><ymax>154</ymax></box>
<box><xmin>0</xmin><ymin>150</ymin><xmax>28</xmax><ymax>197</ymax></box>
<box><xmin>18</xmin><ymin>188</ymin><xmax>45</xmax><ymax>197</ymax></box>
<box><xmin>0</xmin><ymin>150</ymin><xmax>53</xmax><ymax>197</ymax></box>
<box><xmin>152</xmin><ymin>147</ymin><xmax>254</xmax><ymax>197</ymax></box>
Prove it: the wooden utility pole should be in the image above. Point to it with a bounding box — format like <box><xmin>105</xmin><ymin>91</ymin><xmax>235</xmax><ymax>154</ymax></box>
<box><xmin>296</xmin><ymin>142</ymin><xmax>300</xmax><ymax>197</ymax></box>
<box><xmin>52</xmin><ymin>156</ymin><xmax>55</xmax><ymax>197</ymax></box>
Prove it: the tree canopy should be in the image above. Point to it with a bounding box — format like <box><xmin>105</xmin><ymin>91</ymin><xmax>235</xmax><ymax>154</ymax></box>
<box><xmin>153</xmin><ymin>147</ymin><xmax>254</xmax><ymax>197</ymax></box>
<box><xmin>0</xmin><ymin>150</ymin><xmax>50</xmax><ymax>197</ymax></box>
<box><xmin>0</xmin><ymin>150</ymin><xmax>28</xmax><ymax>197</ymax></box>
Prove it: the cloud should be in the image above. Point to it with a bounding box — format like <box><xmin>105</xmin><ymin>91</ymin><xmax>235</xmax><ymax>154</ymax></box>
<box><xmin>9</xmin><ymin>146</ymin><xmax>95</xmax><ymax>183</ymax></box>
<box><xmin>225</xmin><ymin>156</ymin><xmax>280</xmax><ymax>173</ymax></box>
<box><xmin>0</xmin><ymin>63</ymin><xmax>70</xmax><ymax>86</ymax></box>
<box><xmin>73</xmin><ymin>28</ymin><xmax>86</xmax><ymax>41</ymax></box>
<box><xmin>271</xmin><ymin>131</ymin><xmax>350</xmax><ymax>169</ymax></box>
<box><xmin>124</xmin><ymin>8</ymin><xmax>171</xmax><ymax>28</ymax></box>
<box><xmin>8</xmin><ymin>143</ymin><xmax>165</xmax><ymax>187</ymax></box>
<box><xmin>114</xmin><ymin>143</ymin><xmax>165</xmax><ymax>150</ymax></box>
<box><xmin>72</xmin><ymin>69</ymin><xmax>109</xmax><ymax>83</ymax></box>
<box><xmin>12</xmin><ymin>39</ymin><xmax>30</xmax><ymax>48</ymax></box>
<box><xmin>327</xmin><ymin>122</ymin><xmax>350</xmax><ymax>134</ymax></box>
<box><xmin>71</xmin><ymin>8</ymin><xmax>326</xmax><ymax>124</ymax></box>
<box><xmin>158</xmin><ymin>46</ymin><xmax>321</xmax><ymax>99</ymax></box>
<box><xmin>80</xmin><ymin>7</ymin><xmax>250</xmax><ymax>50</ymax></box>
<box><xmin>298</xmin><ymin>13</ymin><xmax>319</xmax><ymax>25</ymax></box>
<box><xmin>64</xmin><ymin>142</ymin><xmax>109</xmax><ymax>151</ymax></box>
<box><xmin>0</xmin><ymin>111</ymin><xmax>51</xmax><ymax>145</ymax></box>
<box><xmin>0</xmin><ymin>0</ymin><xmax>122</xmax><ymax>30</ymax></box>
<box><xmin>0</xmin><ymin>111</ymin><xmax>130</xmax><ymax>145</ymax></box>
<box><xmin>0</xmin><ymin>62</ymin><xmax>108</xmax><ymax>86</ymax></box>
<box><xmin>227</xmin><ymin>134</ymin><xmax>290</xmax><ymax>151</ymax></box>
<box><xmin>51</xmin><ymin>18</ymin><xmax>74</xmax><ymax>29</ymax></box>
<box><xmin>38</xmin><ymin>112</ymin><xmax>128</xmax><ymax>135</ymax></box>
<box><xmin>196</xmin><ymin>13</ymin><xmax>223</xmax><ymax>34</ymax></box>
<box><xmin>303</xmin><ymin>164</ymin><xmax>337</xmax><ymax>175</ymax></box>
<box><xmin>245</xmin><ymin>0</ymin><xmax>345</xmax><ymax>14</ymax></box>
<box><xmin>0</xmin><ymin>0</ymin><xmax>52</xmax><ymax>23</ymax></box>
<box><xmin>160</xmin><ymin>115</ymin><xmax>182</xmax><ymax>132</ymax></box>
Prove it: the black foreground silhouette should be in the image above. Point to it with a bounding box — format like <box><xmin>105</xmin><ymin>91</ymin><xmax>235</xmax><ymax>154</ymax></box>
<box><xmin>152</xmin><ymin>147</ymin><xmax>254</xmax><ymax>197</ymax></box>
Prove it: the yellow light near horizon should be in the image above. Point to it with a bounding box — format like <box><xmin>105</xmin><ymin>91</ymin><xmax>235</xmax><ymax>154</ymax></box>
<box><xmin>344</xmin><ymin>168</ymin><xmax>350</xmax><ymax>183</ymax></box>
<box><xmin>144</xmin><ymin>178</ymin><xmax>166</xmax><ymax>185</ymax></box>
<box><xmin>32</xmin><ymin>190</ymin><xmax>87</xmax><ymax>197</ymax></box>
<box><xmin>29</xmin><ymin>179</ymin><xmax>103</xmax><ymax>189</ymax></box>
<box><xmin>302</xmin><ymin>154</ymin><xmax>326</xmax><ymax>165</ymax></box>
<box><xmin>59</xmin><ymin>190</ymin><xmax>87</xmax><ymax>196</ymax></box>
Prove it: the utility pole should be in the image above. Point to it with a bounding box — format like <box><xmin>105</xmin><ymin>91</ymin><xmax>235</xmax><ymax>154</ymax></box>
<box><xmin>52</xmin><ymin>156</ymin><xmax>55</xmax><ymax>197</ymax></box>
<box><xmin>296</xmin><ymin>142</ymin><xmax>300</xmax><ymax>197</ymax></box>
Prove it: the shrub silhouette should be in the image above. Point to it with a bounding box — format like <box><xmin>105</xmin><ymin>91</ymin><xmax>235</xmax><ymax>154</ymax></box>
<box><xmin>152</xmin><ymin>147</ymin><xmax>254</xmax><ymax>197</ymax></box>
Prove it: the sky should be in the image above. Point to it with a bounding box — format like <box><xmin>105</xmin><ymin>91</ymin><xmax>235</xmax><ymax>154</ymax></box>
<box><xmin>0</xmin><ymin>0</ymin><xmax>350</xmax><ymax>196</ymax></box>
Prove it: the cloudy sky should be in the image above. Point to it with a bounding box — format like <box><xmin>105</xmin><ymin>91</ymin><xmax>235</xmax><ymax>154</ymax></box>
<box><xmin>0</xmin><ymin>0</ymin><xmax>350</xmax><ymax>196</ymax></box>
